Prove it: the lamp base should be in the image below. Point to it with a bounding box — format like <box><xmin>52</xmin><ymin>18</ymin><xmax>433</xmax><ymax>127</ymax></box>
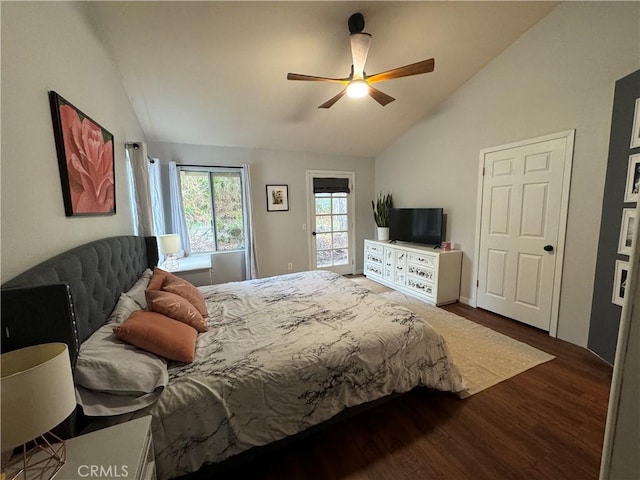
<box><xmin>3</xmin><ymin>432</ymin><xmax>66</xmax><ymax>480</ymax></box>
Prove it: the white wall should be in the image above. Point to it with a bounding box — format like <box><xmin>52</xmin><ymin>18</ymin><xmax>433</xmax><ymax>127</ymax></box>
<box><xmin>148</xmin><ymin>142</ymin><xmax>375</xmax><ymax>279</ymax></box>
<box><xmin>1</xmin><ymin>2</ymin><xmax>144</xmax><ymax>282</ymax></box>
<box><xmin>374</xmin><ymin>2</ymin><xmax>640</xmax><ymax>346</ymax></box>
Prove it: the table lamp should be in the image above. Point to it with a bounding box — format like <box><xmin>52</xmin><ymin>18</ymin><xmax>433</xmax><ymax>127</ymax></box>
<box><xmin>1</xmin><ymin>343</ymin><xmax>76</xmax><ymax>480</ymax></box>
<box><xmin>158</xmin><ymin>234</ymin><xmax>182</xmax><ymax>271</ymax></box>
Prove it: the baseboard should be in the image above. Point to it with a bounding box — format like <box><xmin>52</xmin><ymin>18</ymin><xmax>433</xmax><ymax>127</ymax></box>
<box><xmin>459</xmin><ymin>295</ymin><xmax>473</xmax><ymax>306</ymax></box>
<box><xmin>587</xmin><ymin>348</ymin><xmax>614</xmax><ymax>367</ymax></box>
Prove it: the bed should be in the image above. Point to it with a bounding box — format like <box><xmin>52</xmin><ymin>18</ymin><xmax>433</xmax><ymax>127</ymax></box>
<box><xmin>1</xmin><ymin>236</ymin><xmax>464</xmax><ymax>480</ymax></box>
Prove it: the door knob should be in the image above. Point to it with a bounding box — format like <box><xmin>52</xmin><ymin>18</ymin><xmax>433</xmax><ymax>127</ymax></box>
<box><xmin>312</xmin><ymin>232</ymin><xmax>317</xmax><ymax>236</ymax></box>
<box><xmin>543</xmin><ymin>245</ymin><xmax>554</xmax><ymax>252</ymax></box>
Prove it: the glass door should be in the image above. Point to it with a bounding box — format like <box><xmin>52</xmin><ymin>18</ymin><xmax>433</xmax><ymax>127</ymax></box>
<box><xmin>307</xmin><ymin>171</ymin><xmax>355</xmax><ymax>275</ymax></box>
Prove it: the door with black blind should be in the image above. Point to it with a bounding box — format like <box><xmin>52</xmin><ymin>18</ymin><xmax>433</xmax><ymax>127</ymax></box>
<box><xmin>306</xmin><ymin>171</ymin><xmax>355</xmax><ymax>275</ymax></box>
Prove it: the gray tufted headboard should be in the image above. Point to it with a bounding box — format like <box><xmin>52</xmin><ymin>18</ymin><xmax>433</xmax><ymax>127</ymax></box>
<box><xmin>1</xmin><ymin>236</ymin><xmax>158</xmax><ymax>366</ymax></box>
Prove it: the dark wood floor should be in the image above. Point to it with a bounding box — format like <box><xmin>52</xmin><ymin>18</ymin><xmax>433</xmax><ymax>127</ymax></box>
<box><xmin>198</xmin><ymin>304</ymin><xmax>613</xmax><ymax>480</ymax></box>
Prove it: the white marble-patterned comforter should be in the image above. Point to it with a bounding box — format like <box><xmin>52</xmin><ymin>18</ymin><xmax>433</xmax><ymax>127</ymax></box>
<box><xmin>150</xmin><ymin>270</ymin><xmax>464</xmax><ymax>479</ymax></box>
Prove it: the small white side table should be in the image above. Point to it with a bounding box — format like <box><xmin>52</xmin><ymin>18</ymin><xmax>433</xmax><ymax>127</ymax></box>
<box><xmin>5</xmin><ymin>416</ymin><xmax>156</xmax><ymax>480</ymax></box>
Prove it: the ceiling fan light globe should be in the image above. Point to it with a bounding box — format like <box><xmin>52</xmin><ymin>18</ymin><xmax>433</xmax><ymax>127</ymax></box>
<box><xmin>346</xmin><ymin>80</ymin><xmax>369</xmax><ymax>98</ymax></box>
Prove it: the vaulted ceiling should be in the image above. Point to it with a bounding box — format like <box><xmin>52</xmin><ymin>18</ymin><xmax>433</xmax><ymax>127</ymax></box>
<box><xmin>83</xmin><ymin>1</ymin><xmax>557</xmax><ymax>157</ymax></box>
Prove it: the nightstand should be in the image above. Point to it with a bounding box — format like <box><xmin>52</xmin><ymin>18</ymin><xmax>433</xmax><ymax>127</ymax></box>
<box><xmin>5</xmin><ymin>416</ymin><xmax>155</xmax><ymax>480</ymax></box>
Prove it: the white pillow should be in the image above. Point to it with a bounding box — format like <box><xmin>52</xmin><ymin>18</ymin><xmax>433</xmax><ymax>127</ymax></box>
<box><xmin>122</xmin><ymin>268</ymin><xmax>153</xmax><ymax>309</ymax></box>
<box><xmin>108</xmin><ymin>293</ymin><xmax>142</xmax><ymax>324</ymax></box>
<box><xmin>75</xmin><ymin>322</ymin><xmax>168</xmax><ymax>399</ymax></box>
<box><xmin>76</xmin><ymin>386</ymin><xmax>163</xmax><ymax>417</ymax></box>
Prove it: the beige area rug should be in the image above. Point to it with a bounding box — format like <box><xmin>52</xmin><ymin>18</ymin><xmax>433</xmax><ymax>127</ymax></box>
<box><xmin>349</xmin><ymin>276</ymin><xmax>555</xmax><ymax>398</ymax></box>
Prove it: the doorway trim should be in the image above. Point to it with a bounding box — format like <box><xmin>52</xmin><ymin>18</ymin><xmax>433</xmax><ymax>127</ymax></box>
<box><xmin>471</xmin><ymin>129</ymin><xmax>575</xmax><ymax>337</ymax></box>
<box><xmin>305</xmin><ymin>170</ymin><xmax>356</xmax><ymax>274</ymax></box>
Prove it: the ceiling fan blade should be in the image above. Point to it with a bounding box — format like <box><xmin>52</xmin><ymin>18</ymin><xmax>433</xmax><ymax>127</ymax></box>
<box><xmin>368</xmin><ymin>86</ymin><xmax>395</xmax><ymax>106</ymax></box>
<box><xmin>287</xmin><ymin>73</ymin><xmax>349</xmax><ymax>84</ymax></box>
<box><xmin>366</xmin><ymin>58</ymin><xmax>435</xmax><ymax>84</ymax></box>
<box><xmin>350</xmin><ymin>32</ymin><xmax>371</xmax><ymax>78</ymax></box>
<box><xmin>318</xmin><ymin>89</ymin><xmax>347</xmax><ymax>109</ymax></box>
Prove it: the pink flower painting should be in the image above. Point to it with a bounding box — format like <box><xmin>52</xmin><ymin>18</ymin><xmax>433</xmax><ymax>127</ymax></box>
<box><xmin>50</xmin><ymin>92</ymin><xmax>115</xmax><ymax>216</ymax></box>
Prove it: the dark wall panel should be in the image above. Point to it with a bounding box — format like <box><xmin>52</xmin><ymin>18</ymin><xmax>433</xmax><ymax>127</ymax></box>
<box><xmin>588</xmin><ymin>69</ymin><xmax>640</xmax><ymax>364</ymax></box>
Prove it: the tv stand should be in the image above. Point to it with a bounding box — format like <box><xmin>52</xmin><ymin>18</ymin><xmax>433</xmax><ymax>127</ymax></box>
<box><xmin>363</xmin><ymin>239</ymin><xmax>462</xmax><ymax>305</ymax></box>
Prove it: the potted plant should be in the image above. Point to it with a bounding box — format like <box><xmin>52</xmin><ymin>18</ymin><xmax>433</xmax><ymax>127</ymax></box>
<box><xmin>372</xmin><ymin>193</ymin><xmax>393</xmax><ymax>241</ymax></box>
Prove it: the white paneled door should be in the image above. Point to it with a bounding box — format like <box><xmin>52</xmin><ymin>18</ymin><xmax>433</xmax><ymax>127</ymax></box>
<box><xmin>476</xmin><ymin>131</ymin><xmax>574</xmax><ymax>332</ymax></box>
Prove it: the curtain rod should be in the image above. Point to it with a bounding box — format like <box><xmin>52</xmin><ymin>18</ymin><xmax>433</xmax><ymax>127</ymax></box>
<box><xmin>179</xmin><ymin>164</ymin><xmax>242</xmax><ymax>169</ymax></box>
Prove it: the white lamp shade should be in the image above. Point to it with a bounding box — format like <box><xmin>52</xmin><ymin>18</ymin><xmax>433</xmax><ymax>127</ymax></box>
<box><xmin>158</xmin><ymin>234</ymin><xmax>182</xmax><ymax>255</ymax></box>
<box><xmin>1</xmin><ymin>343</ymin><xmax>76</xmax><ymax>450</ymax></box>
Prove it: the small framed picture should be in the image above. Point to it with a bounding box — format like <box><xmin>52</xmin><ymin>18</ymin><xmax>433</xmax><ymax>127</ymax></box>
<box><xmin>623</xmin><ymin>153</ymin><xmax>640</xmax><ymax>203</ymax></box>
<box><xmin>631</xmin><ymin>97</ymin><xmax>640</xmax><ymax>149</ymax></box>
<box><xmin>266</xmin><ymin>185</ymin><xmax>289</xmax><ymax>211</ymax></box>
<box><xmin>618</xmin><ymin>208</ymin><xmax>636</xmax><ymax>256</ymax></box>
<box><xmin>612</xmin><ymin>260</ymin><xmax>629</xmax><ymax>307</ymax></box>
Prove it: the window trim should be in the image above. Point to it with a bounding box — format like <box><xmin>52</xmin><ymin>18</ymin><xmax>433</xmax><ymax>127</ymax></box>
<box><xmin>179</xmin><ymin>165</ymin><xmax>246</xmax><ymax>253</ymax></box>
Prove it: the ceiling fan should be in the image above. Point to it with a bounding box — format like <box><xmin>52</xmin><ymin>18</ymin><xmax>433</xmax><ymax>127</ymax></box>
<box><xmin>287</xmin><ymin>13</ymin><xmax>435</xmax><ymax>109</ymax></box>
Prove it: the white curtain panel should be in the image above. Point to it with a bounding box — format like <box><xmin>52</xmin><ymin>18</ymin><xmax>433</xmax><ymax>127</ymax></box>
<box><xmin>126</xmin><ymin>143</ymin><xmax>154</xmax><ymax>236</ymax></box>
<box><xmin>168</xmin><ymin>162</ymin><xmax>191</xmax><ymax>256</ymax></box>
<box><xmin>148</xmin><ymin>158</ymin><xmax>165</xmax><ymax>236</ymax></box>
<box><xmin>242</xmin><ymin>164</ymin><xmax>258</xmax><ymax>279</ymax></box>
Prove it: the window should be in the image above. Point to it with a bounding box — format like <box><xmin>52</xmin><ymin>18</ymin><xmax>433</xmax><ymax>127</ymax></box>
<box><xmin>179</xmin><ymin>167</ymin><xmax>245</xmax><ymax>253</ymax></box>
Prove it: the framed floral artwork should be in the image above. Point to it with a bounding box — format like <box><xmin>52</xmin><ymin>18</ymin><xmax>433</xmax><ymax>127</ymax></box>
<box><xmin>49</xmin><ymin>91</ymin><xmax>115</xmax><ymax>216</ymax></box>
<box><xmin>266</xmin><ymin>184</ymin><xmax>289</xmax><ymax>211</ymax></box>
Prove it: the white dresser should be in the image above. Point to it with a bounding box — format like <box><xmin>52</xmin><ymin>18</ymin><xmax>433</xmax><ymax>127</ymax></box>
<box><xmin>364</xmin><ymin>239</ymin><xmax>462</xmax><ymax>305</ymax></box>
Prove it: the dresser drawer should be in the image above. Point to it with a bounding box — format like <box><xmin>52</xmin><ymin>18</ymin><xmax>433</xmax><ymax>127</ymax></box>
<box><xmin>365</xmin><ymin>242</ymin><xmax>385</xmax><ymax>254</ymax></box>
<box><xmin>365</xmin><ymin>262</ymin><xmax>383</xmax><ymax>277</ymax></box>
<box><xmin>407</xmin><ymin>263</ymin><xmax>434</xmax><ymax>282</ymax></box>
<box><xmin>365</xmin><ymin>251</ymin><xmax>383</xmax><ymax>266</ymax></box>
<box><xmin>407</xmin><ymin>277</ymin><xmax>434</xmax><ymax>299</ymax></box>
<box><xmin>394</xmin><ymin>252</ymin><xmax>407</xmax><ymax>283</ymax></box>
<box><xmin>407</xmin><ymin>252</ymin><xmax>436</xmax><ymax>267</ymax></box>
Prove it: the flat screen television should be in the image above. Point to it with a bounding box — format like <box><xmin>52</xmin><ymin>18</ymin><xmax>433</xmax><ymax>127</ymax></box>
<box><xmin>389</xmin><ymin>208</ymin><xmax>444</xmax><ymax>246</ymax></box>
